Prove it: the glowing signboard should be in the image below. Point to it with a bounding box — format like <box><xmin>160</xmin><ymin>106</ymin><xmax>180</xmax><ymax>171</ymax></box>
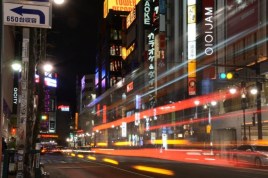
<box><xmin>44</xmin><ymin>77</ymin><xmax>57</xmax><ymax>88</ymax></box>
<box><xmin>126</xmin><ymin>6</ymin><xmax>136</xmax><ymax>29</ymax></box>
<box><xmin>127</xmin><ymin>82</ymin><xmax>134</xmax><ymax>92</ymax></box>
<box><xmin>104</xmin><ymin>0</ymin><xmax>140</xmax><ymax>18</ymax></box>
<box><xmin>81</xmin><ymin>75</ymin><xmax>85</xmax><ymax>91</ymax></box>
<box><xmin>58</xmin><ymin>105</ymin><xmax>70</xmax><ymax>112</ymax></box>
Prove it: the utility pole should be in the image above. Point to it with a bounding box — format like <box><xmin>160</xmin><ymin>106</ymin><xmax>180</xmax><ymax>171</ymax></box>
<box><xmin>16</xmin><ymin>27</ymin><xmax>30</xmax><ymax>178</ymax></box>
<box><xmin>0</xmin><ymin>0</ymin><xmax>3</xmax><ymax>175</ymax></box>
<box><xmin>255</xmin><ymin>63</ymin><xmax>262</xmax><ymax>140</ymax></box>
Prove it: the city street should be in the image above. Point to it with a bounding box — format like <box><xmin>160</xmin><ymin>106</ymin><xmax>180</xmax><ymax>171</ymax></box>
<box><xmin>41</xmin><ymin>153</ymin><xmax>268</xmax><ymax>178</ymax></box>
<box><xmin>1</xmin><ymin>1</ymin><xmax>268</xmax><ymax>178</ymax></box>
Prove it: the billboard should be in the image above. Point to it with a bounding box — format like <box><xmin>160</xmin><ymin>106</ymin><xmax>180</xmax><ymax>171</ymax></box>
<box><xmin>104</xmin><ymin>0</ymin><xmax>140</xmax><ymax>18</ymax></box>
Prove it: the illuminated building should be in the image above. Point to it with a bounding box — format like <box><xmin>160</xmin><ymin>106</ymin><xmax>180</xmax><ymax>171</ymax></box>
<box><xmin>84</xmin><ymin>0</ymin><xmax>268</xmax><ymax>150</ymax></box>
<box><xmin>76</xmin><ymin>74</ymin><xmax>96</xmax><ymax>146</ymax></box>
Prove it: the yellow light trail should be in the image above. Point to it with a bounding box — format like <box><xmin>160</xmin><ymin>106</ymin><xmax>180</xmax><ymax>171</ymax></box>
<box><xmin>133</xmin><ymin>165</ymin><xmax>174</xmax><ymax>176</ymax></box>
<box><xmin>97</xmin><ymin>142</ymin><xmax>108</xmax><ymax>147</ymax></box>
<box><xmin>102</xmin><ymin>158</ymin><xmax>119</xmax><ymax>165</ymax></box>
<box><xmin>87</xmin><ymin>156</ymin><xmax>96</xmax><ymax>161</ymax></box>
<box><xmin>77</xmin><ymin>154</ymin><xmax>84</xmax><ymax>158</ymax></box>
<box><xmin>113</xmin><ymin>141</ymin><xmax>131</xmax><ymax>146</ymax></box>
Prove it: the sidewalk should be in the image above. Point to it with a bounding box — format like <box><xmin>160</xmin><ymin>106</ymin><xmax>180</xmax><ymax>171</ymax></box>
<box><xmin>1</xmin><ymin>162</ymin><xmax>16</xmax><ymax>178</ymax></box>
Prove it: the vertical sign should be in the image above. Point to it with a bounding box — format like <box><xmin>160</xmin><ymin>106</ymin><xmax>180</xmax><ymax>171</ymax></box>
<box><xmin>144</xmin><ymin>0</ymin><xmax>152</xmax><ymax>26</ymax></box>
<box><xmin>122</xmin><ymin>122</ymin><xmax>127</xmax><ymax>137</ymax></box>
<box><xmin>12</xmin><ymin>73</ymin><xmax>19</xmax><ymax>114</ymax></box>
<box><xmin>75</xmin><ymin>112</ymin><xmax>78</xmax><ymax>130</ymax></box>
<box><xmin>148</xmin><ymin>32</ymin><xmax>156</xmax><ymax>109</ymax></box>
<box><xmin>187</xmin><ymin>0</ymin><xmax>197</xmax><ymax>96</ymax></box>
<box><xmin>103</xmin><ymin>105</ymin><xmax>107</xmax><ymax>123</ymax></box>
<box><xmin>202</xmin><ymin>0</ymin><xmax>215</xmax><ymax>79</ymax></box>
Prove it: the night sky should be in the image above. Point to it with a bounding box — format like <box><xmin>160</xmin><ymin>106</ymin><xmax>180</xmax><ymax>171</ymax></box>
<box><xmin>47</xmin><ymin>0</ymin><xmax>103</xmax><ymax>113</ymax></box>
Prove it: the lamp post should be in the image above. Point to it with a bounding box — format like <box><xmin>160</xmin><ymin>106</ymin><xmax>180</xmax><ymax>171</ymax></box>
<box><xmin>229</xmin><ymin>83</ymin><xmax>258</xmax><ymax>143</ymax></box>
<box><xmin>204</xmin><ymin>100</ymin><xmax>217</xmax><ymax>150</ymax></box>
<box><xmin>33</xmin><ymin>62</ymin><xmax>53</xmax><ymax>147</ymax></box>
<box><xmin>194</xmin><ymin>100</ymin><xmax>200</xmax><ymax>119</ymax></box>
<box><xmin>241</xmin><ymin>88</ymin><xmax>247</xmax><ymax>142</ymax></box>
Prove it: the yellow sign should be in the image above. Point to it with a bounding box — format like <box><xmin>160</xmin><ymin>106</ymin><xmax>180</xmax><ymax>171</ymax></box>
<box><xmin>206</xmin><ymin>125</ymin><xmax>211</xmax><ymax>134</ymax></box>
<box><xmin>126</xmin><ymin>7</ymin><xmax>136</xmax><ymax>29</ymax></box>
<box><xmin>188</xmin><ymin>5</ymin><xmax>196</xmax><ymax>23</ymax></box>
<box><xmin>188</xmin><ymin>59</ymin><xmax>196</xmax><ymax>77</ymax></box>
<box><xmin>122</xmin><ymin>43</ymin><xmax>135</xmax><ymax>60</ymax></box>
<box><xmin>104</xmin><ymin>0</ymin><xmax>140</xmax><ymax>18</ymax></box>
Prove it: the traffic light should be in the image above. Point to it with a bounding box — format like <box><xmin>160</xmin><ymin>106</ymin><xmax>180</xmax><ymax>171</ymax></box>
<box><xmin>219</xmin><ymin>72</ymin><xmax>239</xmax><ymax>80</ymax></box>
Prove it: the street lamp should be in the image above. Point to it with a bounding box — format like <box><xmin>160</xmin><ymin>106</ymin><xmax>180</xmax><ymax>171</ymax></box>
<box><xmin>54</xmin><ymin>0</ymin><xmax>65</xmax><ymax>5</ymax></box>
<box><xmin>229</xmin><ymin>83</ymin><xmax>258</xmax><ymax>142</ymax></box>
<box><xmin>241</xmin><ymin>89</ymin><xmax>247</xmax><ymax>142</ymax></box>
<box><xmin>194</xmin><ymin>100</ymin><xmax>200</xmax><ymax>119</ymax></box>
<box><xmin>11</xmin><ymin>61</ymin><xmax>22</xmax><ymax>72</ymax></box>
<box><xmin>43</xmin><ymin>63</ymin><xmax>53</xmax><ymax>73</ymax></box>
<box><xmin>32</xmin><ymin>62</ymin><xmax>54</xmax><ymax>147</ymax></box>
<box><xmin>204</xmin><ymin>100</ymin><xmax>217</xmax><ymax>150</ymax></box>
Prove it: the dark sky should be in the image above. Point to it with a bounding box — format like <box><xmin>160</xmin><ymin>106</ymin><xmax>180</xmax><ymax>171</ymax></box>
<box><xmin>47</xmin><ymin>0</ymin><xmax>103</xmax><ymax>112</ymax></box>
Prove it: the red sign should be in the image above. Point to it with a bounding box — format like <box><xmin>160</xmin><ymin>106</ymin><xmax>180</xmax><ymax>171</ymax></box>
<box><xmin>188</xmin><ymin>78</ymin><xmax>196</xmax><ymax>96</ymax></box>
<box><xmin>127</xmin><ymin>82</ymin><xmax>134</xmax><ymax>92</ymax></box>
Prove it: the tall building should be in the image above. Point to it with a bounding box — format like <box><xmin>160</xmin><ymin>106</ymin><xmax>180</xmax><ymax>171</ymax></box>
<box><xmin>85</xmin><ymin>0</ymin><xmax>268</xmax><ymax>151</ymax></box>
<box><xmin>75</xmin><ymin>74</ymin><xmax>96</xmax><ymax>146</ymax></box>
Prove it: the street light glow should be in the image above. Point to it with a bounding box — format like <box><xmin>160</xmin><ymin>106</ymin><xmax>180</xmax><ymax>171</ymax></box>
<box><xmin>194</xmin><ymin>100</ymin><xmax>200</xmax><ymax>106</ymax></box>
<box><xmin>250</xmin><ymin>87</ymin><xmax>258</xmax><ymax>95</ymax></box>
<box><xmin>211</xmin><ymin>101</ymin><xmax>217</xmax><ymax>106</ymax></box>
<box><xmin>229</xmin><ymin>87</ymin><xmax>237</xmax><ymax>94</ymax></box>
<box><xmin>43</xmin><ymin>63</ymin><xmax>53</xmax><ymax>72</ymax></box>
<box><xmin>11</xmin><ymin>62</ymin><xmax>21</xmax><ymax>71</ymax></box>
<box><xmin>54</xmin><ymin>0</ymin><xmax>65</xmax><ymax>5</ymax></box>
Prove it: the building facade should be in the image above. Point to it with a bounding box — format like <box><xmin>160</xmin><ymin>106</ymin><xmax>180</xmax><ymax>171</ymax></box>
<box><xmin>82</xmin><ymin>0</ymin><xmax>268</xmax><ymax>150</ymax></box>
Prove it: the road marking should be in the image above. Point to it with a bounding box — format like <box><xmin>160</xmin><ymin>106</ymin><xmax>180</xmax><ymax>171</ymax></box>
<box><xmin>83</xmin><ymin>159</ymin><xmax>154</xmax><ymax>178</ymax></box>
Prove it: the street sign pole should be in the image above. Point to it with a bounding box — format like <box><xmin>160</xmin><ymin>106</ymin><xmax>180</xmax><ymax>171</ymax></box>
<box><xmin>16</xmin><ymin>27</ymin><xmax>30</xmax><ymax>178</ymax></box>
<box><xmin>1</xmin><ymin>1</ymin><xmax>51</xmax><ymax>177</ymax></box>
<box><xmin>0</xmin><ymin>0</ymin><xmax>4</xmax><ymax>176</ymax></box>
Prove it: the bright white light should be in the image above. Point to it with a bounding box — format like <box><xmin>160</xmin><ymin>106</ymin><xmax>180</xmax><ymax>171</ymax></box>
<box><xmin>229</xmin><ymin>87</ymin><xmax>237</xmax><ymax>94</ymax></box>
<box><xmin>54</xmin><ymin>0</ymin><xmax>64</xmax><ymax>5</ymax></box>
<box><xmin>250</xmin><ymin>88</ymin><xmax>258</xmax><ymax>95</ymax></box>
<box><xmin>43</xmin><ymin>63</ymin><xmax>53</xmax><ymax>72</ymax></box>
<box><xmin>11</xmin><ymin>62</ymin><xmax>21</xmax><ymax>71</ymax></box>
<box><xmin>194</xmin><ymin>100</ymin><xmax>200</xmax><ymax>106</ymax></box>
<box><xmin>211</xmin><ymin>101</ymin><xmax>217</xmax><ymax>106</ymax></box>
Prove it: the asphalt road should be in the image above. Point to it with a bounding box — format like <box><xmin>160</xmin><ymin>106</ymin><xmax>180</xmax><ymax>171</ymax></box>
<box><xmin>41</xmin><ymin>153</ymin><xmax>268</xmax><ymax>178</ymax></box>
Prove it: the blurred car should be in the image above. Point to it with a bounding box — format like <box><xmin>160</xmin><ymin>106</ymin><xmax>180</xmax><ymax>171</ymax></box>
<box><xmin>40</xmin><ymin>147</ymin><xmax>47</xmax><ymax>155</ymax></box>
<box><xmin>73</xmin><ymin>146</ymin><xmax>95</xmax><ymax>155</ymax></box>
<box><xmin>60</xmin><ymin>147</ymin><xmax>73</xmax><ymax>154</ymax></box>
<box><xmin>51</xmin><ymin>146</ymin><xmax>63</xmax><ymax>154</ymax></box>
<box><xmin>232</xmin><ymin>144</ymin><xmax>268</xmax><ymax>168</ymax></box>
